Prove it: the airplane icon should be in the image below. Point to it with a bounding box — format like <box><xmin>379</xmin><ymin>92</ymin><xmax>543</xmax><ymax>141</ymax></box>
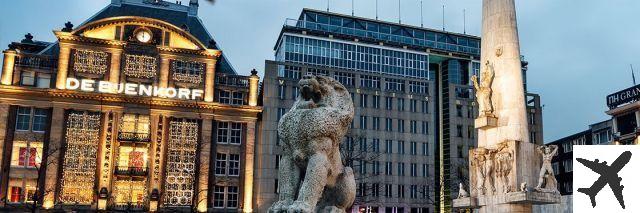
<box><xmin>576</xmin><ymin>151</ymin><xmax>631</xmax><ymax>209</ymax></box>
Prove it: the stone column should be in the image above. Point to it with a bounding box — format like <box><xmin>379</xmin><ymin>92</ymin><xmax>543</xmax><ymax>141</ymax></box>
<box><xmin>109</xmin><ymin>49</ymin><xmax>123</xmax><ymax>86</ymax></box>
<box><xmin>0</xmin><ymin>104</ymin><xmax>9</xmax><ymax>175</ymax></box>
<box><xmin>43</xmin><ymin>107</ymin><xmax>65</xmax><ymax>209</ymax></box>
<box><xmin>197</xmin><ymin>119</ymin><xmax>212</xmax><ymax>212</ymax></box>
<box><xmin>1</xmin><ymin>50</ymin><xmax>17</xmax><ymax>85</ymax></box>
<box><xmin>248</xmin><ymin>69</ymin><xmax>260</xmax><ymax>106</ymax></box>
<box><xmin>204</xmin><ymin>58</ymin><xmax>217</xmax><ymax>102</ymax></box>
<box><xmin>242</xmin><ymin>121</ymin><xmax>256</xmax><ymax>213</ymax></box>
<box><xmin>55</xmin><ymin>43</ymin><xmax>71</xmax><ymax>89</ymax></box>
<box><xmin>477</xmin><ymin>0</ymin><xmax>530</xmax><ymax>147</ymax></box>
<box><xmin>159</xmin><ymin>56</ymin><xmax>171</xmax><ymax>88</ymax></box>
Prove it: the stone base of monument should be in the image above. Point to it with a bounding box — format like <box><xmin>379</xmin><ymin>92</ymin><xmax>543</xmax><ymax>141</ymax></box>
<box><xmin>454</xmin><ymin>140</ymin><xmax>561</xmax><ymax>213</ymax></box>
<box><xmin>454</xmin><ymin>191</ymin><xmax>560</xmax><ymax>209</ymax></box>
<box><xmin>474</xmin><ymin>116</ymin><xmax>497</xmax><ymax>129</ymax></box>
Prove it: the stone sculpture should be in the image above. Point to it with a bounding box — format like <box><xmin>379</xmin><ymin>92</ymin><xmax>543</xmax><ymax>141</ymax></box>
<box><xmin>471</xmin><ymin>61</ymin><xmax>495</xmax><ymax>117</ymax></box>
<box><xmin>535</xmin><ymin>145</ymin><xmax>560</xmax><ymax>194</ymax></box>
<box><xmin>458</xmin><ymin>183</ymin><xmax>470</xmax><ymax>198</ymax></box>
<box><xmin>471</xmin><ymin>148</ymin><xmax>490</xmax><ymax>195</ymax></box>
<box><xmin>494</xmin><ymin>144</ymin><xmax>513</xmax><ymax>194</ymax></box>
<box><xmin>270</xmin><ymin>74</ymin><xmax>356</xmax><ymax>213</ymax></box>
<box><xmin>520</xmin><ymin>182</ymin><xmax>528</xmax><ymax>192</ymax></box>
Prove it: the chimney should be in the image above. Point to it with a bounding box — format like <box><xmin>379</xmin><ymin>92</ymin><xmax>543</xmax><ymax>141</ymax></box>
<box><xmin>188</xmin><ymin>0</ymin><xmax>198</xmax><ymax>16</ymax></box>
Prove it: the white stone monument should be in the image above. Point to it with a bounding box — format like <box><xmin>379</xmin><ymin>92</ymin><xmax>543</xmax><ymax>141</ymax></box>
<box><xmin>453</xmin><ymin>0</ymin><xmax>560</xmax><ymax>212</ymax></box>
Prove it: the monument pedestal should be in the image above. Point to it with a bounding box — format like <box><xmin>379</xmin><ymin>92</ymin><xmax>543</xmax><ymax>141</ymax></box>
<box><xmin>453</xmin><ymin>140</ymin><xmax>560</xmax><ymax>212</ymax></box>
<box><xmin>475</xmin><ymin>116</ymin><xmax>497</xmax><ymax>129</ymax></box>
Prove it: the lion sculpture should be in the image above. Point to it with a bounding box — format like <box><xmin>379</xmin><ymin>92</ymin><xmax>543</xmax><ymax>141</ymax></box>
<box><xmin>269</xmin><ymin>74</ymin><xmax>356</xmax><ymax>213</ymax></box>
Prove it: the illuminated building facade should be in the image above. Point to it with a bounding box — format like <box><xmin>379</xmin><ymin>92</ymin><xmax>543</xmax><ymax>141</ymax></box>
<box><xmin>0</xmin><ymin>0</ymin><xmax>260</xmax><ymax>212</ymax></box>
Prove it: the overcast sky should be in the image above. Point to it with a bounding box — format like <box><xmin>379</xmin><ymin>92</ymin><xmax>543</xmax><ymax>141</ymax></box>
<box><xmin>1</xmin><ymin>0</ymin><xmax>639</xmax><ymax>142</ymax></box>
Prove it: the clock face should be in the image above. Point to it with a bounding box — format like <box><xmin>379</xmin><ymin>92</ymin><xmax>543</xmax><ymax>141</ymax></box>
<box><xmin>135</xmin><ymin>29</ymin><xmax>152</xmax><ymax>43</ymax></box>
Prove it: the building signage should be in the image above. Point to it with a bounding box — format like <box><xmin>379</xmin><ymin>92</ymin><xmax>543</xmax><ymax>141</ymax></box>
<box><xmin>607</xmin><ymin>84</ymin><xmax>640</xmax><ymax>109</ymax></box>
<box><xmin>65</xmin><ymin>78</ymin><xmax>204</xmax><ymax>100</ymax></box>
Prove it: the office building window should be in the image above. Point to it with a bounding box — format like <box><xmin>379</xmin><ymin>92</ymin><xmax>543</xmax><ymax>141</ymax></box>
<box><xmin>410</xmin><ymin>99</ymin><xmax>418</xmax><ymax>112</ymax></box>
<box><xmin>409</xmin><ymin>81</ymin><xmax>428</xmax><ymax>94</ymax></box>
<box><xmin>398</xmin><ymin>163</ymin><xmax>405</xmax><ymax>176</ymax></box>
<box><xmin>372</xmin><ymin>161</ymin><xmax>380</xmax><ymax>175</ymax></box>
<box><xmin>360</xmin><ymin>94</ymin><xmax>368</xmax><ymax>108</ymax></box>
<box><xmin>372</xmin><ymin>183</ymin><xmax>380</xmax><ymax>197</ymax></box>
<box><xmin>385</xmin><ymin>162</ymin><xmax>393</xmax><ymax>175</ymax></box>
<box><xmin>422</xmin><ymin>143</ymin><xmax>429</xmax><ymax>156</ymax></box>
<box><xmin>277</xmin><ymin>108</ymin><xmax>287</xmax><ymax>121</ymax></box>
<box><xmin>397</xmin><ymin>141</ymin><xmax>405</xmax><ymax>154</ymax></box>
<box><xmin>292</xmin><ymin>86</ymin><xmax>299</xmax><ymax>100</ymax></box>
<box><xmin>385</xmin><ymin>78</ymin><xmax>405</xmax><ymax>92</ymax></box>
<box><xmin>334</xmin><ymin>72</ymin><xmax>355</xmax><ymax>86</ymax></box>
<box><xmin>385</xmin><ymin>184</ymin><xmax>392</xmax><ymax>197</ymax></box>
<box><xmin>456</xmin><ymin>105</ymin><xmax>463</xmax><ymax>117</ymax></box>
<box><xmin>398</xmin><ymin>120</ymin><xmax>405</xmax><ymax>133</ymax></box>
<box><xmin>456</xmin><ymin>125</ymin><xmax>463</xmax><ymax>137</ymax></box>
<box><xmin>467</xmin><ymin>106</ymin><xmax>474</xmax><ymax>118</ymax></box>
<box><xmin>360</xmin><ymin>116</ymin><xmax>368</xmax><ymax>129</ymax></box>
<box><xmin>360</xmin><ymin>75</ymin><xmax>380</xmax><ymax>89</ymax></box>
<box><xmin>410</xmin><ymin>120</ymin><xmax>418</xmax><ymax>134</ymax></box>
<box><xmin>421</xmin><ymin>101</ymin><xmax>429</xmax><ymax>113</ymax></box>
<box><xmin>422</xmin><ymin>121</ymin><xmax>429</xmax><ymax>135</ymax></box>
<box><xmin>385</xmin><ymin>140</ymin><xmax>393</xmax><ymax>154</ymax></box>
<box><xmin>372</xmin><ymin>139</ymin><xmax>380</xmax><ymax>153</ymax></box>
<box><xmin>410</xmin><ymin>142</ymin><xmax>417</xmax><ymax>155</ymax></box>
<box><xmin>385</xmin><ymin>97</ymin><xmax>393</xmax><ymax>110</ymax></box>
<box><xmin>564</xmin><ymin>159</ymin><xmax>573</xmax><ymax>172</ymax></box>
<box><xmin>372</xmin><ymin>95</ymin><xmax>380</xmax><ymax>109</ymax></box>
<box><xmin>410</xmin><ymin>185</ymin><xmax>418</xmax><ymax>199</ymax></box>
<box><xmin>372</xmin><ymin>117</ymin><xmax>380</xmax><ymax>130</ymax></box>
<box><xmin>410</xmin><ymin>163</ymin><xmax>417</xmax><ymax>177</ymax></box>
<box><xmin>397</xmin><ymin>98</ymin><xmax>405</xmax><ymax>111</ymax></box>
<box><xmin>423</xmin><ymin>164</ymin><xmax>429</xmax><ymax>177</ymax></box>
<box><xmin>385</xmin><ymin>118</ymin><xmax>393</xmax><ymax>131</ymax></box>
<box><xmin>359</xmin><ymin>138</ymin><xmax>368</xmax><ymax>152</ymax></box>
<box><xmin>397</xmin><ymin>185</ymin><xmax>405</xmax><ymax>198</ymax></box>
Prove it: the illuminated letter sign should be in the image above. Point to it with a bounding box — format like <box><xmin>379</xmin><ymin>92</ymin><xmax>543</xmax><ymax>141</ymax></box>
<box><xmin>64</xmin><ymin>78</ymin><xmax>204</xmax><ymax>100</ymax></box>
<box><xmin>607</xmin><ymin>84</ymin><xmax>640</xmax><ymax>109</ymax></box>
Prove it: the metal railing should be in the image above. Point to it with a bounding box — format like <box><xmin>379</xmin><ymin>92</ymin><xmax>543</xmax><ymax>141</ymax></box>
<box><xmin>215</xmin><ymin>73</ymin><xmax>249</xmax><ymax>88</ymax></box>
<box><xmin>284</xmin><ymin>19</ymin><xmax>480</xmax><ymax>56</ymax></box>
<box><xmin>14</xmin><ymin>53</ymin><xmax>57</xmax><ymax>70</ymax></box>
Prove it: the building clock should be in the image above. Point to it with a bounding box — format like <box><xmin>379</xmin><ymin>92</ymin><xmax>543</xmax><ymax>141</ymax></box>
<box><xmin>134</xmin><ymin>28</ymin><xmax>152</xmax><ymax>43</ymax></box>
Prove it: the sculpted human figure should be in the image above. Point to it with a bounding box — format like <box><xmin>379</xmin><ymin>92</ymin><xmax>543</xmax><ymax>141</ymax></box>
<box><xmin>494</xmin><ymin>143</ymin><xmax>513</xmax><ymax>193</ymax></box>
<box><xmin>269</xmin><ymin>74</ymin><xmax>356</xmax><ymax>213</ymax></box>
<box><xmin>535</xmin><ymin>145</ymin><xmax>559</xmax><ymax>193</ymax></box>
<box><xmin>471</xmin><ymin>60</ymin><xmax>495</xmax><ymax>117</ymax></box>
<box><xmin>471</xmin><ymin>148</ymin><xmax>489</xmax><ymax>195</ymax></box>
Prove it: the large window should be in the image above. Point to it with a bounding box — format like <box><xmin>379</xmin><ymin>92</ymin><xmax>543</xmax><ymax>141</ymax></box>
<box><xmin>360</xmin><ymin>75</ymin><xmax>380</xmax><ymax>89</ymax></box>
<box><xmin>16</xmin><ymin>107</ymin><xmax>48</xmax><ymax>132</ymax></box>
<box><xmin>215</xmin><ymin>153</ymin><xmax>241</xmax><ymax>176</ymax></box>
<box><xmin>73</xmin><ymin>49</ymin><xmax>109</xmax><ymax>75</ymax></box>
<box><xmin>171</xmin><ymin>59</ymin><xmax>205</xmax><ymax>84</ymax></box>
<box><xmin>218</xmin><ymin>90</ymin><xmax>245</xmax><ymax>105</ymax></box>
<box><xmin>213</xmin><ymin>185</ymin><xmax>239</xmax><ymax>209</ymax></box>
<box><xmin>163</xmin><ymin>119</ymin><xmax>199</xmax><ymax>206</ymax></box>
<box><xmin>217</xmin><ymin>121</ymin><xmax>243</xmax><ymax>145</ymax></box>
<box><xmin>119</xmin><ymin>114</ymin><xmax>150</xmax><ymax>141</ymax></box>
<box><xmin>124</xmin><ymin>54</ymin><xmax>157</xmax><ymax>78</ymax></box>
<box><xmin>334</xmin><ymin>72</ymin><xmax>355</xmax><ymax>86</ymax></box>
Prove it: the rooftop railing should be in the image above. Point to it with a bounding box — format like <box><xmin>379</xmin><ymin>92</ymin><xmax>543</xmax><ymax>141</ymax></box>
<box><xmin>14</xmin><ymin>53</ymin><xmax>57</xmax><ymax>70</ymax></box>
<box><xmin>215</xmin><ymin>73</ymin><xmax>249</xmax><ymax>88</ymax></box>
<box><xmin>284</xmin><ymin>19</ymin><xmax>480</xmax><ymax>56</ymax></box>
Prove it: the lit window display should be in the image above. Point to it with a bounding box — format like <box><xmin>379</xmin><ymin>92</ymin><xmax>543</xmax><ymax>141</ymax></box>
<box><xmin>163</xmin><ymin>119</ymin><xmax>199</xmax><ymax>206</ymax></box>
<box><xmin>59</xmin><ymin>111</ymin><xmax>101</xmax><ymax>204</ymax></box>
<box><xmin>171</xmin><ymin>59</ymin><xmax>204</xmax><ymax>84</ymax></box>
<box><xmin>73</xmin><ymin>49</ymin><xmax>109</xmax><ymax>75</ymax></box>
<box><xmin>124</xmin><ymin>54</ymin><xmax>157</xmax><ymax>79</ymax></box>
<box><xmin>112</xmin><ymin>180</ymin><xmax>147</xmax><ymax>207</ymax></box>
<box><xmin>10</xmin><ymin>141</ymin><xmax>43</xmax><ymax>167</ymax></box>
<box><xmin>119</xmin><ymin>114</ymin><xmax>150</xmax><ymax>142</ymax></box>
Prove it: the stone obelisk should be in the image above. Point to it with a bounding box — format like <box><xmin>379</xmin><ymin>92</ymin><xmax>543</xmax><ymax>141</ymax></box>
<box><xmin>477</xmin><ymin>0</ymin><xmax>529</xmax><ymax>147</ymax></box>
<box><xmin>453</xmin><ymin>0</ymin><xmax>560</xmax><ymax>212</ymax></box>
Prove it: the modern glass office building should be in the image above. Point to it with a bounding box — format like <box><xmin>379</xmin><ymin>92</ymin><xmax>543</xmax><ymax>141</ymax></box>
<box><xmin>254</xmin><ymin>8</ymin><xmax>510</xmax><ymax>213</ymax></box>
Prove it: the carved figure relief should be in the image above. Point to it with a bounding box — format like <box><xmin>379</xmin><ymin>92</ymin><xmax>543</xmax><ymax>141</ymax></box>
<box><xmin>471</xmin><ymin>60</ymin><xmax>495</xmax><ymax>117</ymax></box>
<box><xmin>535</xmin><ymin>145</ymin><xmax>560</xmax><ymax>194</ymax></box>
<box><xmin>495</xmin><ymin>147</ymin><xmax>513</xmax><ymax>194</ymax></box>
<box><xmin>270</xmin><ymin>75</ymin><xmax>356</xmax><ymax>213</ymax></box>
<box><xmin>471</xmin><ymin>148</ymin><xmax>489</xmax><ymax>195</ymax></box>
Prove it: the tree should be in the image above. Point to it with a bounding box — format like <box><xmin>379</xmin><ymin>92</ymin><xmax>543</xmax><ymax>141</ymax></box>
<box><xmin>339</xmin><ymin>133</ymin><xmax>383</xmax><ymax>208</ymax></box>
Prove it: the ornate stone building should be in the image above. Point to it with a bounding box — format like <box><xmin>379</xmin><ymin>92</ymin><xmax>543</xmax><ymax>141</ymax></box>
<box><xmin>0</xmin><ymin>0</ymin><xmax>260</xmax><ymax>212</ymax></box>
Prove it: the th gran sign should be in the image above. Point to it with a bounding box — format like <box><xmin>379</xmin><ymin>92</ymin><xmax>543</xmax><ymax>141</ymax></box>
<box><xmin>607</xmin><ymin>84</ymin><xmax>640</xmax><ymax>109</ymax></box>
